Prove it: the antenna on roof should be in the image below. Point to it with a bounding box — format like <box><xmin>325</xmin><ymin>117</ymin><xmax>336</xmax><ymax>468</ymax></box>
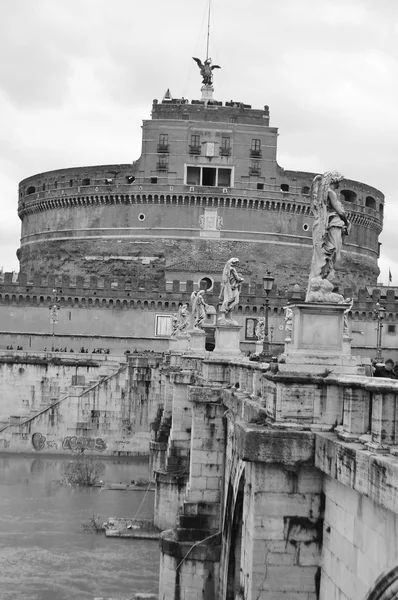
<box><xmin>206</xmin><ymin>0</ymin><xmax>211</xmax><ymax>61</ymax></box>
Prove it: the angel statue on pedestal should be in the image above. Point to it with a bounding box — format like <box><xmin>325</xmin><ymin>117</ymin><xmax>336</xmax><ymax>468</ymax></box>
<box><xmin>192</xmin><ymin>57</ymin><xmax>221</xmax><ymax>86</ymax></box>
<box><xmin>190</xmin><ymin>290</ymin><xmax>210</xmax><ymax>330</ymax></box>
<box><xmin>306</xmin><ymin>171</ymin><xmax>351</xmax><ymax>303</ymax></box>
<box><xmin>218</xmin><ymin>258</ymin><xmax>244</xmax><ymax>325</ymax></box>
<box><xmin>178</xmin><ymin>303</ymin><xmax>190</xmax><ymax>335</ymax></box>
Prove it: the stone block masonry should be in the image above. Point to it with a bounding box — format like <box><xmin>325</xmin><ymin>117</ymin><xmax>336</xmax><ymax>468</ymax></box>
<box><xmin>147</xmin><ymin>352</ymin><xmax>398</xmax><ymax>599</ymax></box>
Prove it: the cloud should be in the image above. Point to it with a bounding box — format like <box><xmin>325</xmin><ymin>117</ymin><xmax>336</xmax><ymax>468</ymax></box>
<box><xmin>0</xmin><ymin>0</ymin><xmax>397</xmax><ymax>283</ymax></box>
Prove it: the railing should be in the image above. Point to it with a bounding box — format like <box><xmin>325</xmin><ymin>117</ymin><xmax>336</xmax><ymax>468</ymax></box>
<box><xmin>157</xmin><ymin>145</ymin><xmax>169</xmax><ymax>153</ymax></box>
<box><xmin>250</xmin><ymin>149</ymin><xmax>262</xmax><ymax>158</ymax></box>
<box><xmin>219</xmin><ymin>148</ymin><xmax>231</xmax><ymax>157</ymax></box>
<box><xmin>189</xmin><ymin>145</ymin><xmax>201</xmax><ymax>155</ymax></box>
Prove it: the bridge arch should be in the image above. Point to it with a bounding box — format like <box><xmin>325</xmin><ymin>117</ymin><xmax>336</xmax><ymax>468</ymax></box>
<box><xmin>364</xmin><ymin>564</ymin><xmax>398</xmax><ymax>600</ymax></box>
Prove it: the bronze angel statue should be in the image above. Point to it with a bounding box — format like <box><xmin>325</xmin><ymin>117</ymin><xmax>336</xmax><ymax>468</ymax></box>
<box><xmin>306</xmin><ymin>171</ymin><xmax>351</xmax><ymax>302</ymax></box>
<box><xmin>192</xmin><ymin>57</ymin><xmax>221</xmax><ymax>86</ymax></box>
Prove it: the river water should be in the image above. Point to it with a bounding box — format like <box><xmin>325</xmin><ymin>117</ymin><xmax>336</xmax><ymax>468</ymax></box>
<box><xmin>0</xmin><ymin>455</ymin><xmax>159</xmax><ymax>600</ymax></box>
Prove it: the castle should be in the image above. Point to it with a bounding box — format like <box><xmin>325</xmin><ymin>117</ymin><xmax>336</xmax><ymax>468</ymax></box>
<box><xmin>0</xmin><ymin>76</ymin><xmax>393</xmax><ymax>358</ymax></box>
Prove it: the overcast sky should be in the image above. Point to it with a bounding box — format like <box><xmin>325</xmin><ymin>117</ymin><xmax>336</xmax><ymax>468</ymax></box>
<box><xmin>1</xmin><ymin>0</ymin><xmax>397</xmax><ymax>284</ymax></box>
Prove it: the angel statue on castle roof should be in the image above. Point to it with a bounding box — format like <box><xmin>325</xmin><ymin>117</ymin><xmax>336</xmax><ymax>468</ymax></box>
<box><xmin>192</xmin><ymin>57</ymin><xmax>221</xmax><ymax>86</ymax></box>
<box><xmin>306</xmin><ymin>170</ymin><xmax>352</xmax><ymax>303</ymax></box>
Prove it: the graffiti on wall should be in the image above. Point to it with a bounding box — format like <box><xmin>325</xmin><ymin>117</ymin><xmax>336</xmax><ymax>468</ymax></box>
<box><xmin>62</xmin><ymin>436</ymin><xmax>107</xmax><ymax>452</ymax></box>
<box><xmin>32</xmin><ymin>432</ymin><xmax>46</xmax><ymax>451</ymax></box>
<box><xmin>31</xmin><ymin>433</ymin><xmax>106</xmax><ymax>452</ymax></box>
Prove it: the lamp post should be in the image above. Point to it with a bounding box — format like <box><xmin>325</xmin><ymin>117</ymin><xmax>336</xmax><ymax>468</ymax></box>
<box><xmin>49</xmin><ymin>288</ymin><xmax>60</xmax><ymax>352</ymax></box>
<box><xmin>261</xmin><ymin>272</ymin><xmax>275</xmax><ymax>360</ymax></box>
<box><xmin>373</xmin><ymin>302</ymin><xmax>386</xmax><ymax>362</ymax></box>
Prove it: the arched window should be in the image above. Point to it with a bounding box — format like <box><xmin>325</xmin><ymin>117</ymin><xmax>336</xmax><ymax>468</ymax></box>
<box><xmin>280</xmin><ymin>184</ymin><xmax>289</xmax><ymax>192</ymax></box>
<box><xmin>341</xmin><ymin>189</ymin><xmax>357</xmax><ymax>202</ymax></box>
<box><xmin>301</xmin><ymin>186</ymin><xmax>310</xmax><ymax>195</ymax></box>
<box><xmin>26</xmin><ymin>186</ymin><xmax>36</xmax><ymax>195</ymax></box>
<box><xmin>365</xmin><ymin>196</ymin><xmax>376</xmax><ymax>210</ymax></box>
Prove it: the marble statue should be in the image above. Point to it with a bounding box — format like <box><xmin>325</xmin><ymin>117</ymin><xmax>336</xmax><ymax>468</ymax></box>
<box><xmin>170</xmin><ymin>313</ymin><xmax>179</xmax><ymax>338</ymax></box>
<box><xmin>218</xmin><ymin>258</ymin><xmax>244</xmax><ymax>325</ymax></box>
<box><xmin>255</xmin><ymin>317</ymin><xmax>265</xmax><ymax>342</ymax></box>
<box><xmin>192</xmin><ymin>57</ymin><xmax>221</xmax><ymax>86</ymax></box>
<box><xmin>190</xmin><ymin>290</ymin><xmax>209</xmax><ymax>330</ymax></box>
<box><xmin>283</xmin><ymin>304</ymin><xmax>293</xmax><ymax>340</ymax></box>
<box><xmin>343</xmin><ymin>297</ymin><xmax>354</xmax><ymax>337</ymax></box>
<box><xmin>306</xmin><ymin>171</ymin><xmax>351</xmax><ymax>302</ymax></box>
<box><xmin>178</xmin><ymin>303</ymin><xmax>190</xmax><ymax>334</ymax></box>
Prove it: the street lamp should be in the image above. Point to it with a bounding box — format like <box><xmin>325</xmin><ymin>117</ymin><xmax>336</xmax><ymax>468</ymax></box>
<box><xmin>373</xmin><ymin>302</ymin><xmax>386</xmax><ymax>362</ymax></box>
<box><xmin>261</xmin><ymin>272</ymin><xmax>275</xmax><ymax>360</ymax></box>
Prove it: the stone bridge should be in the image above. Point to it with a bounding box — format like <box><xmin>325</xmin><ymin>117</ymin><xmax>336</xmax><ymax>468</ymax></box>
<box><xmin>148</xmin><ymin>308</ymin><xmax>398</xmax><ymax>600</ymax></box>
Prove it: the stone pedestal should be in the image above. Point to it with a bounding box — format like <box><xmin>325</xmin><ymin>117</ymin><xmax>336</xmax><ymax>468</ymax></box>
<box><xmin>189</xmin><ymin>329</ymin><xmax>206</xmax><ymax>353</ymax></box>
<box><xmin>201</xmin><ymin>84</ymin><xmax>214</xmax><ymax>102</ymax></box>
<box><xmin>280</xmin><ymin>302</ymin><xmax>369</xmax><ymax>375</ymax></box>
<box><xmin>213</xmin><ymin>324</ymin><xmax>242</xmax><ymax>357</ymax></box>
<box><xmin>255</xmin><ymin>340</ymin><xmax>263</xmax><ymax>354</ymax></box>
<box><xmin>169</xmin><ymin>335</ymin><xmax>190</xmax><ymax>353</ymax></box>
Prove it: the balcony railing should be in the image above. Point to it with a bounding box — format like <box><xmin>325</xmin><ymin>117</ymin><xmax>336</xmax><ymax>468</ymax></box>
<box><xmin>250</xmin><ymin>149</ymin><xmax>262</xmax><ymax>158</ymax></box>
<box><xmin>156</xmin><ymin>164</ymin><xmax>168</xmax><ymax>172</ymax></box>
<box><xmin>189</xmin><ymin>145</ymin><xmax>201</xmax><ymax>155</ymax></box>
<box><xmin>249</xmin><ymin>169</ymin><xmax>261</xmax><ymax>176</ymax></box>
<box><xmin>157</xmin><ymin>144</ymin><xmax>169</xmax><ymax>153</ymax></box>
<box><xmin>219</xmin><ymin>147</ymin><xmax>231</xmax><ymax>157</ymax></box>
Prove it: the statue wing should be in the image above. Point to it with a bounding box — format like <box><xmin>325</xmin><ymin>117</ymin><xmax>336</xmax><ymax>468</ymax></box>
<box><xmin>310</xmin><ymin>174</ymin><xmax>327</xmax><ymax>246</ymax></box>
<box><xmin>190</xmin><ymin>291</ymin><xmax>197</xmax><ymax>313</ymax></box>
<box><xmin>211</xmin><ymin>65</ymin><xmax>221</xmax><ymax>70</ymax></box>
<box><xmin>192</xmin><ymin>57</ymin><xmax>204</xmax><ymax>69</ymax></box>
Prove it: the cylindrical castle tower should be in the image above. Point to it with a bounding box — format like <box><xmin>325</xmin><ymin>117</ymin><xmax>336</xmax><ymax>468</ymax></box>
<box><xmin>17</xmin><ymin>96</ymin><xmax>384</xmax><ymax>290</ymax></box>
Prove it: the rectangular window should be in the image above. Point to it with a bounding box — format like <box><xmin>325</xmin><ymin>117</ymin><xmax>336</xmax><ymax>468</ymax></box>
<box><xmin>220</xmin><ymin>137</ymin><xmax>231</xmax><ymax>156</ymax></box>
<box><xmin>158</xmin><ymin>134</ymin><xmax>169</xmax><ymax>152</ymax></box>
<box><xmin>187</xmin><ymin>166</ymin><xmax>200</xmax><ymax>185</ymax></box>
<box><xmin>202</xmin><ymin>167</ymin><xmax>216</xmax><ymax>187</ymax></box>
<box><xmin>189</xmin><ymin>134</ymin><xmax>201</xmax><ymax>154</ymax></box>
<box><xmin>257</xmin><ymin>183</ymin><xmax>264</xmax><ymax>190</ymax></box>
<box><xmin>218</xmin><ymin>168</ymin><xmax>231</xmax><ymax>187</ymax></box>
<box><xmin>388</xmin><ymin>324</ymin><xmax>396</xmax><ymax>334</ymax></box>
<box><xmin>157</xmin><ymin>155</ymin><xmax>168</xmax><ymax>171</ymax></box>
<box><xmin>250</xmin><ymin>139</ymin><xmax>261</xmax><ymax>157</ymax></box>
<box><xmin>156</xmin><ymin>315</ymin><xmax>173</xmax><ymax>336</ymax></box>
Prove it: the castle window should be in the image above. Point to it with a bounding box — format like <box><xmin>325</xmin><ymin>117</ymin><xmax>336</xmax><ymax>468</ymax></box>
<box><xmin>218</xmin><ymin>168</ymin><xmax>231</xmax><ymax>187</ymax></box>
<box><xmin>388</xmin><ymin>325</ymin><xmax>396</xmax><ymax>334</ymax></box>
<box><xmin>69</xmin><ymin>180</ymin><xmax>73</xmax><ymax>187</ymax></box>
<box><xmin>229</xmin><ymin>116</ymin><xmax>236</xmax><ymax>123</ymax></box>
<box><xmin>155</xmin><ymin>315</ymin><xmax>173</xmax><ymax>336</ymax></box>
<box><xmin>202</xmin><ymin>167</ymin><xmax>216</xmax><ymax>186</ymax></box>
<box><xmin>187</xmin><ymin>166</ymin><xmax>200</xmax><ymax>185</ymax></box>
<box><xmin>341</xmin><ymin>189</ymin><xmax>357</xmax><ymax>202</ymax></box>
<box><xmin>365</xmin><ymin>196</ymin><xmax>376</xmax><ymax>210</ymax></box>
<box><xmin>301</xmin><ymin>186</ymin><xmax>310</xmax><ymax>195</ymax></box>
<box><xmin>189</xmin><ymin>135</ymin><xmax>201</xmax><ymax>155</ymax></box>
<box><xmin>82</xmin><ymin>178</ymin><xmax>90</xmax><ymax>186</ymax></box>
<box><xmin>126</xmin><ymin>176</ymin><xmax>135</xmax><ymax>184</ymax></box>
<box><xmin>150</xmin><ymin>177</ymin><xmax>158</xmax><ymax>184</ymax></box>
<box><xmin>26</xmin><ymin>186</ymin><xmax>36</xmax><ymax>195</ymax></box>
<box><xmin>249</xmin><ymin>161</ymin><xmax>260</xmax><ymax>176</ymax></box>
<box><xmin>199</xmin><ymin>277</ymin><xmax>213</xmax><ymax>292</ymax></box>
<box><xmin>250</xmin><ymin>139</ymin><xmax>261</xmax><ymax>157</ymax></box>
<box><xmin>158</xmin><ymin>134</ymin><xmax>169</xmax><ymax>153</ymax></box>
<box><xmin>220</xmin><ymin>137</ymin><xmax>231</xmax><ymax>156</ymax></box>
<box><xmin>157</xmin><ymin>155</ymin><xmax>168</xmax><ymax>171</ymax></box>
<box><xmin>54</xmin><ymin>181</ymin><xmax>58</xmax><ymax>189</ymax></box>
<box><xmin>280</xmin><ymin>184</ymin><xmax>289</xmax><ymax>192</ymax></box>
<box><xmin>257</xmin><ymin>183</ymin><xmax>264</xmax><ymax>190</ymax></box>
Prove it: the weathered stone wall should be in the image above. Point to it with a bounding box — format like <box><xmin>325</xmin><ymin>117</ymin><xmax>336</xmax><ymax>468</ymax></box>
<box><xmin>0</xmin><ymin>354</ymin><xmax>161</xmax><ymax>456</ymax></box>
<box><xmin>321</xmin><ymin>475</ymin><xmax>398</xmax><ymax>600</ymax></box>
